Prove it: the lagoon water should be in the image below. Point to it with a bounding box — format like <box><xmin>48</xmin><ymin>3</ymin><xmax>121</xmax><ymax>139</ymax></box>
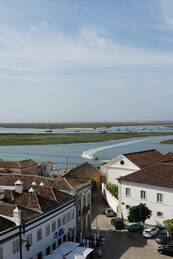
<box><xmin>0</xmin><ymin>135</ymin><xmax>173</xmax><ymax>169</ymax></box>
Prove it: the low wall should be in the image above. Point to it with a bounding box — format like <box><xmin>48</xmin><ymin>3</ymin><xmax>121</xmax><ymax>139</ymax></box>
<box><xmin>101</xmin><ymin>183</ymin><xmax>118</xmax><ymax>213</ymax></box>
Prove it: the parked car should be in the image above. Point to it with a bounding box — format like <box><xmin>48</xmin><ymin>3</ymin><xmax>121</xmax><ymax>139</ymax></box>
<box><xmin>155</xmin><ymin>231</ymin><xmax>168</xmax><ymax>245</ymax></box>
<box><xmin>128</xmin><ymin>222</ymin><xmax>143</xmax><ymax>232</ymax></box>
<box><xmin>111</xmin><ymin>217</ymin><xmax>124</xmax><ymax>230</ymax></box>
<box><xmin>104</xmin><ymin>208</ymin><xmax>116</xmax><ymax>217</ymax></box>
<box><xmin>143</xmin><ymin>227</ymin><xmax>159</xmax><ymax>238</ymax></box>
<box><xmin>158</xmin><ymin>245</ymin><xmax>173</xmax><ymax>256</ymax></box>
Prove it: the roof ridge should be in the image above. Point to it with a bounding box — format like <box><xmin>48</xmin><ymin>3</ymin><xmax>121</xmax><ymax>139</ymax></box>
<box><xmin>124</xmin><ymin>149</ymin><xmax>157</xmax><ymax>156</ymax></box>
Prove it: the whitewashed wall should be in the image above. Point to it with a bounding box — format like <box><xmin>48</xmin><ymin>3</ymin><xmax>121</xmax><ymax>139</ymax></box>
<box><xmin>0</xmin><ymin>202</ymin><xmax>76</xmax><ymax>259</ymax></box>
<box><xmin>102</xmin><ymin>183</ymin><xmax>118</xmax><ymax>213</ymax></box>
<box><xmin>120</xmin><ymin>181</ymin><xmax>173</xmax><ymax>225</ymax></box>
<box><xmin>101</xmin><ymin>155</ymin><xmax>139</xmax><ymax>184</ymax></box>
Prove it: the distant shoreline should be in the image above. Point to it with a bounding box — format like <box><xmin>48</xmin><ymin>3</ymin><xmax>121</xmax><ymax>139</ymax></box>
<box><xmin>0</xmin><ymin>121</ymin><xmax>173</xmax><ymax>129</ymax></box>
<box><xmin>0</xmin><ymin>132</ymin><xmax>172</xmax><ymax>146</ymax></box>
<box><xmin>160</xmin><ymin>139</ymin><xmax>173</xmax><ymax>145</ymax></box>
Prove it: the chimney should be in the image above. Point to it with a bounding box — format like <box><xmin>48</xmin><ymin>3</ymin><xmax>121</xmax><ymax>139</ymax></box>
<box><xmin>28</xmin><ymin>187</ymin><xmax>35</xmax><ymax>193</ymax></box>
<box><xmin>13</xmin><ymin>206</ymin><xmax>21</xmax><ymax>225</ymax></box>
<box><xmin>39</xmin><ymin>182</ymin><xmax>44</xmax><ymax>187</ymax></box>
<box><xmin>15</xmin><ymin>180</ymin><xmax>23</xmax><ymax>194</ymax></box>
<box><xmin>0</xmin><ymin>189</ymin><xmax>4</xmax><ymax>200</ymax></box>
<box><xmin>31</xmin><ymin>181</ymin><xmax>37</xmax><ymax>190</ymax></box>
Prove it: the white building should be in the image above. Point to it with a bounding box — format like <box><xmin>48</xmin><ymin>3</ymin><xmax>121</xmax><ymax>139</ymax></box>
<box><xmin>118</xmin><ymin>157</ymin><xmax>173</xmax><ymax>225</ymax></box>
<box><xmin>0</xmin><ymin>171</ymin><xmax>92</xmax><ymax>259</ymax></box>
<box><xmin>101</xmin><ymin>149</ymin><xmax>163</xmax><ymax>184</ymax></box>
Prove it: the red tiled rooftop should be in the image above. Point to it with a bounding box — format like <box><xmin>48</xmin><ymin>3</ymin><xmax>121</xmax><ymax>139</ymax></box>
<box><xmin>119</xmin><ymin>163</ymin><xmax>173</xmax><ymax>188</ymax></box>
<box><xmin>124</xmin><ymin>149</ymin><xmax>163</xmax><ymax>168</ymax></box>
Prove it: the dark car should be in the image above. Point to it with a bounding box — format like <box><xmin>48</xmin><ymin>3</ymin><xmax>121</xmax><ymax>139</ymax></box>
<box><xmin>128</xmin><ymin>222</ymin><xmax>143</xmax><ymax>232</ymax></box>
<box><xmin>155</xmin><ymin>231</ymin><xmax>168</xmax><ymax>245</ymax></box>
<box><xmin>111</xmin><ymin>218</ymin><xmax>124</xmax><ymax>230</ymax></box>
<box><xmin>158</xmin><ymin>245</ymin><xmax>173</xmax><ymax>256</ymax></box>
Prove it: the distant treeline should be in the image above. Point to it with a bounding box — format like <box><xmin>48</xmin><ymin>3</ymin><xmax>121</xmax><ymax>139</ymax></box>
<box><xmin>0</xmin><ymin>121</ymin><xmax>173</xmax><ymax>129</ymax></box>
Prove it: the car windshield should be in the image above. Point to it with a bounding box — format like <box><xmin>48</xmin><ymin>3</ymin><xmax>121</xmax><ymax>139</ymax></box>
<box><xmin>145</xmin><ymin>230</ymin><xmax>151</xmax><ymax>233</ymax></box>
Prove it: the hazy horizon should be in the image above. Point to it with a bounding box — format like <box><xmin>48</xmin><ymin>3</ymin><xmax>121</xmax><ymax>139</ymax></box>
<box><xmin>0</xmin><ymin>0</ymin><xmax>173</xmax><ymax>122</ymax></box>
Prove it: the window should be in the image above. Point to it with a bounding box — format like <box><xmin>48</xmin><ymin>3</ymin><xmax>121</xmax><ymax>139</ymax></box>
<box><xmin>83</xmin><ymin>195</ymin><xmax>86</xmax><ymax>207</ymax></box>
<box><xmin>57</xmin><ymin>218</ymin><xmax>61</xmax><ymax>228</ymax></box>
<box><xmin>71</xmin><ymin>209</ymin><xmax>75</xmax><ymax>220</ymax></box>
<box><xmin>26</xmin><ymin>233</ymin><xmax>32</xmax><ymax>246</ymax></box>
<box><xmin>157</xmin><ymin>193</ymin><xmax>163</xmax><ymax>203</ymax></box>
<box><xmin>0</xmin><ymin>247</ymin><xmax>3</xmax><ymax>259</ymax></box>
<box><xmin>12</xmin><ymin>239</ymin><xmax>20</xmax><ymax>254</ymax></box>
<box><xmin>52</xmin><ymin>242</ymin><xmax>56</xmax><ymax>250</ymax></box>
<box><xmin>46</xmin><ymin>247</ymin><xmax>51</xmax><ymax>255</ymax></box>
<box><xmin>157</xmin><ymin>211</ymin><xmax>163</xmax><ymax>217</ymax></box>
<box><xmin>46</xmin><ymin>224</ymin><xmax>50</xmax><ymax>236</ymax></box>
<box><xmin>37</xmin><ymin>252</ymin><xmax>42</xmax><ymax>259</ymax></box>
<box><xmin>52</xmin><ymin>221</ymin><xmax>56</xmax><ymax>232</ymax></box>
<box><xmin>37</xmin><ymin>229</ymin><xmax>42</xmax><ymax>241</ymax></box>
<box><xmin>67</xmin><ymin>212</ymin><xmax>71</xmax><ymax>222</ymax></box>
<box><xmin>87</xmin><ymin>192</ymin><xmax>91</xmax><ymax>205</ymax></box>
<box><xmin>140</xmin><ymin>190</ymin><xmax>146</xmax><ymax>200</ymax></box>
<box><xmin>63</xmin><ymin>214</ymin><xmax>66</xmax><ymax>225</ymax></box>
<box><xmin>120</xmin><ymin>160</ymin><xmax>125</xmax><ymax>165</ymax></box>
<box><xmin>125</xmin><ymin>188</ymin><xmax>131</xmax><ymax>197</ymax></box>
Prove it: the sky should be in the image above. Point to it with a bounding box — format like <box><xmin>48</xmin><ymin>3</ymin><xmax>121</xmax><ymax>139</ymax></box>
<box><xmin>0</xmin><ymin>0</ymin><xmax>173</xmax><ymax>122</ymax></box>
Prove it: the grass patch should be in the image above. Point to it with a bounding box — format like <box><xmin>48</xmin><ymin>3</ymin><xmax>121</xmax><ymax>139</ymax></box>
<box><xmin>161</xmin><ymin>139</ymin><xmax>173</xmax><ymax>144</ymax></box>
<box><xmin>0</xmin><ymin>132</ymin><xmax>172</xmax><ymax>146</ymax></box>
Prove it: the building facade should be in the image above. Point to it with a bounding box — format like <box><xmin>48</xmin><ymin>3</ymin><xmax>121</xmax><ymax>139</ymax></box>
<box><xmin>118</xmin><ymin>160</ymin><xmax>173</xmax><ymax>225</ymax></box>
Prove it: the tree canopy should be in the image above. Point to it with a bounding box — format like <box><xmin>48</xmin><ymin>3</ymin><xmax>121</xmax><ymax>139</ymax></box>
<box><xmin>164</xmin><ymin>219</ymin><xmax>173</xmax><ymax>234</ymax></box>
<box><xmin>128</xmin><ymin>203</ymin><xmax>152</xmax><ymax>223</ymax></box>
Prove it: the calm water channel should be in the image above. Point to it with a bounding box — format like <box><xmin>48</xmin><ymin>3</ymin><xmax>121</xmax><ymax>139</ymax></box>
<box><xmin>0</xmin><ymin>135</ymin><xmax>173</xmax><ymax>169</ymax></box>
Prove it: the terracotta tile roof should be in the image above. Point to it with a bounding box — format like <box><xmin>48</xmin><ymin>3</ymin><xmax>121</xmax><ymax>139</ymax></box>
<box><xmin>0</xmin><ymin>203</ymin><xmax>39</xmax><ymax>221</ymax></box>
<box><xmin>119</xmin><ymin>163</ymin><xmax>173</xmax><ymax>188</ymax></box>
<box><xmin>0</xmin><ymin>159</ymin><xmax>38</xmax><ymax>169</ymax></box>
<box><xmin>66</xmin><ymin>162</ymin><xmax>101</xmax><ymax>180</ymax></box>
<box><xmin>0</xmin><ymin>173</ymin><xmax>73</xmax><ymax>192</ymax></box>
<box><xmin>124</xmin><ymin>149</ymin><xmax>163</xmax><ymax>168</ymax></box>
<box><xmin>159</xmin><ymin>152</ymin><xmax>173</xmax><ymax>163</ymax></box>
<box><xmin>0</xmin><ymin>216</ymin><xmax>15</xmax><ymax>232</ymax></box>
<box><xmin>65</xmin><ymin>178</ymin><xmax>89</xmax><ymax>188</ymax></box>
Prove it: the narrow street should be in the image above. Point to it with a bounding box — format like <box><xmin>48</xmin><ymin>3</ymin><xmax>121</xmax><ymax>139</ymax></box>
<box><xmin>91</xmin><ymin>190</ymin><xmax>169</xmax><ymax>259</ymax></box>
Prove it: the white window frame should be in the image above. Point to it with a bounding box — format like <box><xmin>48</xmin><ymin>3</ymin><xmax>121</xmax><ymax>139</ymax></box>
<box><xmin>140</xmin><ymin>190</ymin><xmax>146</xmax><ymax>200</ymax></box>
<box><xmin>26</xmin><ymin>233</ymin><xmax>32</xmax><ymax>246</ymax></box>
<box><xmin>57</xmin><ymin>218</ymin><xmax>61</xmax><ymax>228</ymax></box>
<box><xmin>63</xmin><ymin>214</ymin><xmax>66</xmax><ymax>225</ymax></box>
<box><xmin>52</xmin><ymin>221</ymin><xmax>56</xmax><ymax>232</ymax></box>
<box><xmin>46</xmin><ymin>224</ymin><xmax>50</xmax><ymax>236</ymax></box>
<box><xmin>37</xmin><ymin>229</ymin><xmax>42</xmax><ymax>241</ymax></box>
<box><xmin>125</xmin><ymin>188</ymin><xmax>131</xmax><ymax>197</ymax></box>
<box><xmin>157</xmin><ymin>193</ymin><xmax>163</xmax><ymax>203</ymax></box>
<box><xmin>67</xmin><ymin>212</ymin><xmax>71</xmax><ymax>222</ymax></box>
<box><xmin>12</xmin><ymin>239</ymin><xmax>20</xmax><ymax>254</ymax></box>
<box><xmin>157</xmin><ymin>211</ymin><xmax>163</xmax><ymax>218</ymax></box>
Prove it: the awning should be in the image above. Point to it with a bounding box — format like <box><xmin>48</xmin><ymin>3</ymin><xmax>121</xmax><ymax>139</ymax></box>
<box><xmin>43</xmin><ymin>242</ymin><xmax>93</xmax><ymax>259</ymax></box>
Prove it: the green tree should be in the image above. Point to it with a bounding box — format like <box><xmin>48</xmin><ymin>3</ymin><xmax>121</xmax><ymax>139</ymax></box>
<box><xmin>164</xmin><ymin>219</ymin><xmax>173</xmax><ymax>242</ymax></box>
<box><xmin>106</xmin><ymin>183</ymin><xmax>118</xmax><ymax>199</ymax></box>
<box><xmin>128</xmin><ymin>203</ymin><xmax>152</xmax><ymax>224</ymax></box>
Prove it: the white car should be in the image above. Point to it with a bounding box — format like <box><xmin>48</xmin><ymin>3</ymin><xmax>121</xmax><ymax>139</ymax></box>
<box><xmin>143</xmin><ymin>227</ymin><xmax>159</xmax><ymax>238</ymax></box>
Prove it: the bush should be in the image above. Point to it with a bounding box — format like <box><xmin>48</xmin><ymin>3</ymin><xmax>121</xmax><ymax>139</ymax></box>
<box><xmin>106</xmin><ymin>183</ymin><xmax>118</xmax><ymax>199</ymax></box>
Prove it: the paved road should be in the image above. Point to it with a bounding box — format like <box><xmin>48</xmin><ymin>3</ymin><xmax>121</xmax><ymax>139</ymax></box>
<box><xmin>91</xmin><ymin>190</ymin><xmax>170</xmax><ymax>259</ymax></box>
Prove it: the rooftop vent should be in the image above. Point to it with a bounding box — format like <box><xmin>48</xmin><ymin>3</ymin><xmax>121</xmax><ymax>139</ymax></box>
<box><xmin>28</xmin><ymin>187</ymin><xmax>35</xmax><ymax>193</ymax></box>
